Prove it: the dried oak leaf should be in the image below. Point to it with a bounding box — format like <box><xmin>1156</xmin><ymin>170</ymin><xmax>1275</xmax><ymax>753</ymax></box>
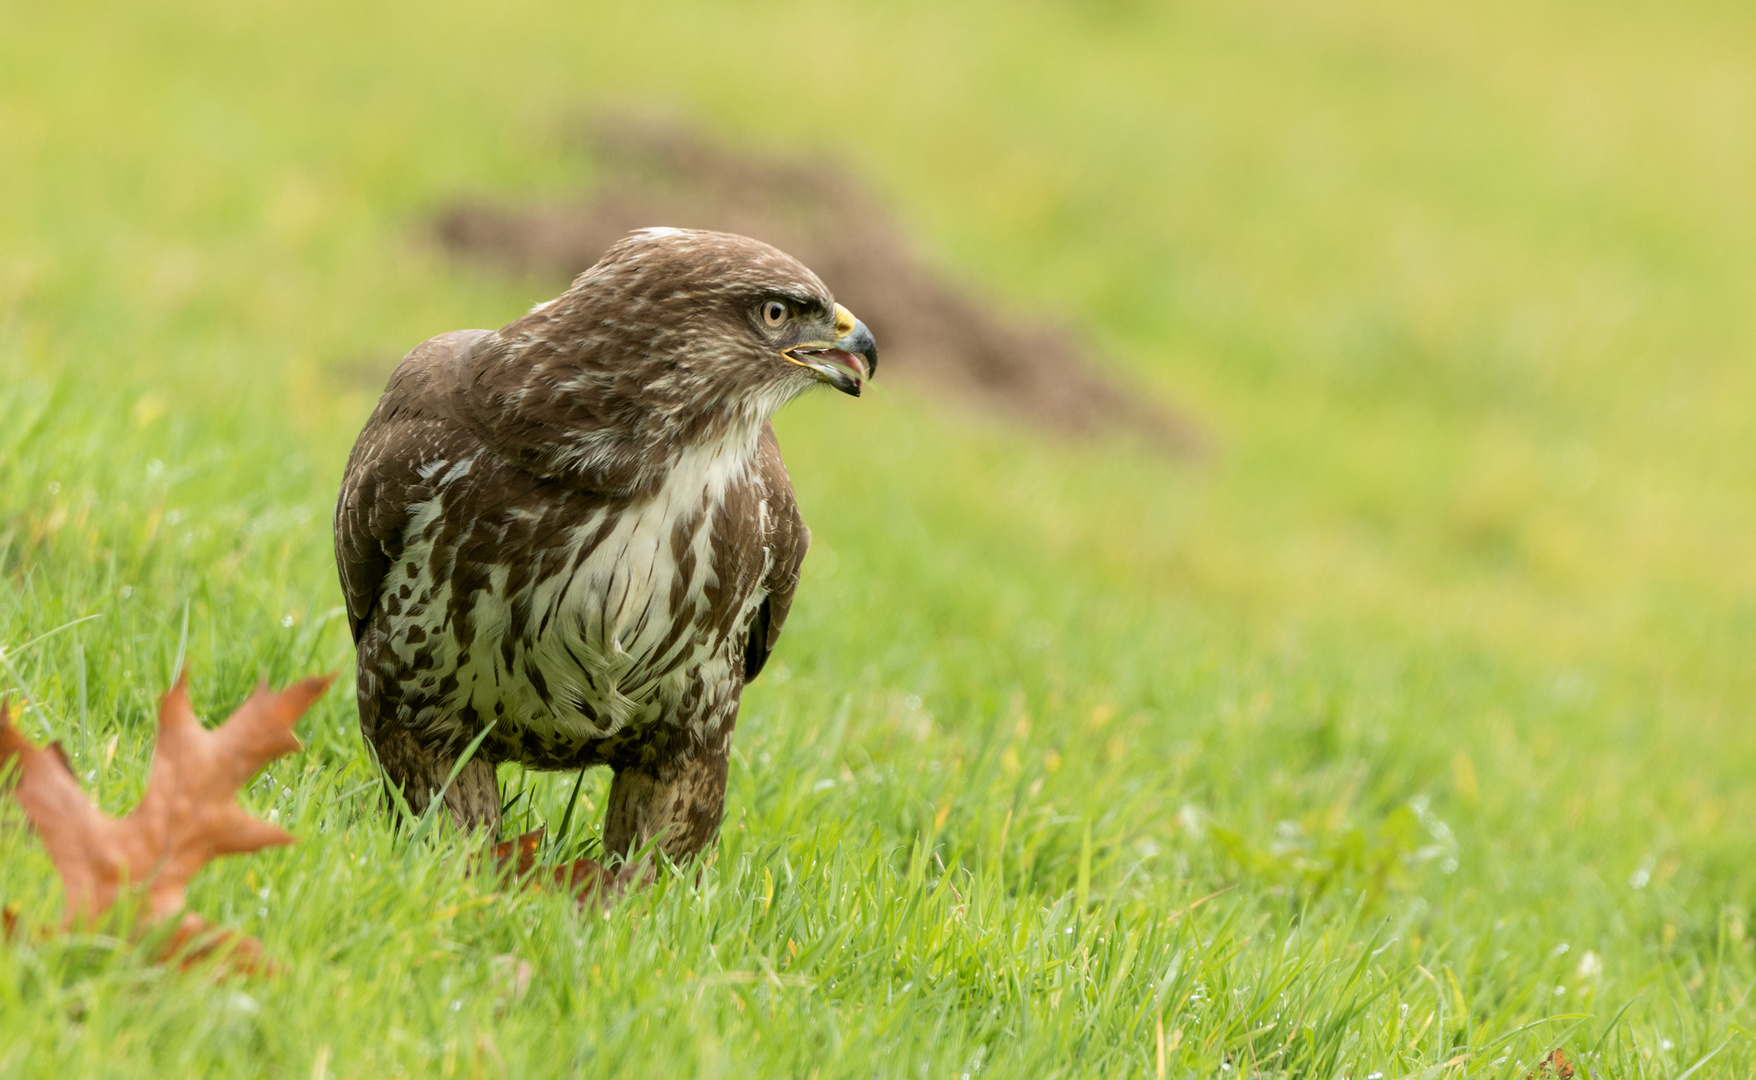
<box><xmin>156</xmin><ymin>910</ymin><xmax>276</xmax><ymax>974</ymax></box>
<box><xmin>483</xmin><ymin>826</ymin><xmax>652</xmax><ymax>910</ymax></box>
<box><xmin>0</xmin><ymin>671</ymin><xmax>332</xmax><ymax>930</ymax></box>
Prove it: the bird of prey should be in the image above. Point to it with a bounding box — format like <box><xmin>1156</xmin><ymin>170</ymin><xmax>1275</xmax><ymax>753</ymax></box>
<box><xmin>334</xmin><ymin>228</ymin><xmax>876</xmax><ymax>866</ymax></box>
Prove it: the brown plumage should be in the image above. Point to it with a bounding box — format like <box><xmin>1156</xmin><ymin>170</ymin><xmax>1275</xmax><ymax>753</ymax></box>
<box><xmin>334</xmin><ymin>228</ymin><xmax>876</xmax><ymax>864</ymax></box>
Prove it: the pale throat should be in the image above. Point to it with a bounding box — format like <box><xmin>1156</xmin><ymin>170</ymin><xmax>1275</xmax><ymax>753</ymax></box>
<box><xmin>655</xmin><ymin>397</ymin><xmax>772</xmax><ymax>505</ymax></box>
<box><xmin>671</xmin><ymin>374</ymin><xmax>800</xmax><ymax>473</ymax></box>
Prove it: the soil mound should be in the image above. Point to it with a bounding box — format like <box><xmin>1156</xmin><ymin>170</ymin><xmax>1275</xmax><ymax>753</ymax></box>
<box><xmin>434</xmin><ymin>116</ymin><xmax>1201</xmax><ymax>453</ymax></box>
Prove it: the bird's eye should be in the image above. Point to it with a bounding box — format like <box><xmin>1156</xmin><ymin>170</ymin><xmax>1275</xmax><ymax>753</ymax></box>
<box><xmin>761</xmin><ymin>300</ymin><xmax>788</xmax><ymax>328</ymax></box>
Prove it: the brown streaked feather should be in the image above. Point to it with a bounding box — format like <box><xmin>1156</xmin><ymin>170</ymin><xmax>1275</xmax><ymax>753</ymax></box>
<box><xmin>744</xmin><ymin>423</ymin><xmax>809</xmax><ymax>681</ymax></box>
<box><xmin>334</xmin><ymin>329</ymin><xmax>492</xmax><ymax>643</ymax></box>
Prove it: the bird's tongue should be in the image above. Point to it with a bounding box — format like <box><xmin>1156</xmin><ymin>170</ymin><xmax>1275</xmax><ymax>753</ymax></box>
<box><xmin>798</xmin><ymin>348</ymin><xmax>868</xmax><ymax>381</ymax></box>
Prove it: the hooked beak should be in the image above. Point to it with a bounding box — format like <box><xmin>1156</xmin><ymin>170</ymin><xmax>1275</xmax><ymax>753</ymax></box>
<box><xmin>784</xmin><ymin>303</ymin><xmax>879</xmax><ymax>397</ymax></box>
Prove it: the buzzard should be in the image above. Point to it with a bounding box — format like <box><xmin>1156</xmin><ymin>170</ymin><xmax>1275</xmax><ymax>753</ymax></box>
<box><xmin>334</xmin><ymin>228</ymin><xmax>876</xmax><ymax>866</ymax></box>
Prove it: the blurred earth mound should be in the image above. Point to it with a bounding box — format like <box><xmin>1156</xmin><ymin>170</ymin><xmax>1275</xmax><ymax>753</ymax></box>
<box><xmin>434</xmin><ymin>116</ymin><xmax>1201</xmax><ymax>453</ymax></box>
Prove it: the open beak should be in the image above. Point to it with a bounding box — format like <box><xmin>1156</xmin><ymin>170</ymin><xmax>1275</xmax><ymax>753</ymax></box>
<box><xmin>784</xmin><ymin>303</ymin><xmax>879</xmax><ymax>397</ymax></box>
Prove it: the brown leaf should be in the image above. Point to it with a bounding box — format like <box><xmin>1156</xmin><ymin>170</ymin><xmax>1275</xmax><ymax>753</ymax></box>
<box><xmin>485</xmin><ymin>827</ymin><xmax>546</xmax><ymax>879</ymax></box>
<box><xmin>480</xmin><ymin>825</ymin><xmax>650</xmax><ymax>910</ymax></box>
<box><xmin>1530</xmin><ymin>1049</ymin><xmax>1576</xmax><ymax>1079</ymax></box>
<box><xmin>0</xmin><ymin>672</ymin><xmax>332</xmax><ymax>928</ymax></box>
<box><xmin>155</xmin><ymin>912</ymin><xmax>279</xmax><ymax>976</ymax></box>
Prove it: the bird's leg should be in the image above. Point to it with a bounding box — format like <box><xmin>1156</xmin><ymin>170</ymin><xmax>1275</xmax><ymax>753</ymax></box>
<box><xmin>478</xmin><ymin>733</ymin><xmax>731</xmax><ymax>910</ymax></box>
<box><xmin>370</xmin><ymin>726</ymin><xmax>502</xmax><ymax>834</ymax></box>
<box><xmin>470</xmin><ymin>743</ymin><xmax>721</xmax><ymax>911</ymax></box>
<box><xmin>601</xmin><ymin>736</ymin><xmax>731</xmax><ymax>868</ymax></box>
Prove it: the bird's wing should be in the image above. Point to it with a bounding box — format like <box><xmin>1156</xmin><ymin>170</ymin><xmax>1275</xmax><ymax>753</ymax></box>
<box><xmin>744</xmin><ymin>422</ymin><xmax>810</xmax><ymax>681</ymax></box>
<box><xmin>333</xmin><ymin>330</ymin><xmax>491</xmax><ymax>645</ymax></box>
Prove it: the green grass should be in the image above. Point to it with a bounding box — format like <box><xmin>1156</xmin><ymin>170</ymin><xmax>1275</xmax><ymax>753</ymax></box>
<box><xmin>4</xmin><ymin>0</ymin><xmax>1756</xmax><ymax>1075</ymax></box>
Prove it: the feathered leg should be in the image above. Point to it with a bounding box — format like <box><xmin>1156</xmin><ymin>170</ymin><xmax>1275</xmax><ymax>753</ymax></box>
<box><xmin>370</xmin><ymin>726</ymin><xmax>502</xmax><ymax>832</ymax></box>
<box><xmin>601</xmin><ymin>735</ymin><xmax>731</xmax><ymax>865</ymax></box>
<box><xmin>357</xmin><ymin>634</ymin><xmax>502</xmax><ymax>832</ymax></box>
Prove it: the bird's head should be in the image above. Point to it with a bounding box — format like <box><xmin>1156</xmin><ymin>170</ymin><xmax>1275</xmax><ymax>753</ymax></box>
<box><xmin>600</xmin><ymin>227</ymin><xmax>876</xmax><ymax>397</ymax></box>
<box><xmin>460</xmin><ymin>228</ymin><xmax>878</xmax><ymax>493</ymax></box>
<box><xmin>758</xmin><ymin>294</ymin><xmax>878</xmax><ymax>399</ymax></box>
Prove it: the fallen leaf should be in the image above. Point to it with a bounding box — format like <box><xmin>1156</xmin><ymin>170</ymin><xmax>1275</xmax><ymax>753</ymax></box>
<box><xmin>485</xmin><ymin>827</ymin><xmax>545</xmax><ymax>879</ymax></box>
<box><xmin>1530</xmin><ymin>1049</ymin><xmax>1575</xmax><ymax>1079</ymax></box>
<box><xmin>1</xmin><ymin>671</ymin><xmax>331</xmax><ymax>948</ymax></box>
<box><xmin>155</xmin><ymin>911</ymin><xmax>279</xmax><ymax>976</ymax></box>
<box><xmin>482</xmin><ymin>826</ymin><xmax>652</xmax><ymax>910</ymax></box>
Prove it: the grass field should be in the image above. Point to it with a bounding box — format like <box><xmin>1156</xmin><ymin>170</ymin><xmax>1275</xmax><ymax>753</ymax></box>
<box><xmin>4</xmin><ymin>0</ymin><xmax>1756</xmax><ymax>1075</ymax></box>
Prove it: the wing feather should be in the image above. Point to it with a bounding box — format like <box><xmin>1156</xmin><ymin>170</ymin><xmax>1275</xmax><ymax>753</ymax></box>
<box><xmin>743</xmin><ymin>423</ymin><xmax>809</xmax><ymax>681</ymax></box>
<box><xmin>333</xmin><ymin>330</ymin><xmax>492</xmax><ymax>644</ymax></box>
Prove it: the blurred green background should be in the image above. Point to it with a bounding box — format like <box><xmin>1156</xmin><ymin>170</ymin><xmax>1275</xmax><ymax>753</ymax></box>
<box><xmin>3</xmin><ymin>0</ymin><xmax>1755</xmax><ymax>1076</ymax></box>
